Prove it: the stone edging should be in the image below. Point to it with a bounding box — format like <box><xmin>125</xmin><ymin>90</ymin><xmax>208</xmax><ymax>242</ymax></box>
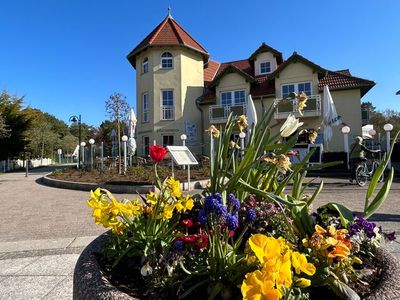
<box><xmin>41</xmin><ymin>173</ymin><xmax>209</xmax><ymax>194</ymax></box>
<box><xmin>73</xmin><ymin>233</ymin><xmax>400</xmax><ymax>300</ymax></box>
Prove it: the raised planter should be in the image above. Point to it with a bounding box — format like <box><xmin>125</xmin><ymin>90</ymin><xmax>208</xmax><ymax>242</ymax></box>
<box><xmin>42</xmin><ymin>174</ymin><xmax>209</xmax><ymax>194</ymax></box>
<box><xmin>73</xmin><ymin>233</ymin><xmax>400</xmax><ymax>300</ymax></box>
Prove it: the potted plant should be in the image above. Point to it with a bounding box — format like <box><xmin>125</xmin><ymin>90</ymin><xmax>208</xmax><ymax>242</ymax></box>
<box><xmin>74</xmin><ymin>102</ymin><xmax>400</xmax><ymax>300</ymax></box>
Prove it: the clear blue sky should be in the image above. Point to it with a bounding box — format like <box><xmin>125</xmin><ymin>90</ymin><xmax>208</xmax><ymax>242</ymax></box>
<box><xmin>1</xmin><ymin>0</ymin><xmax>399</xmax><ymax>126</ymax></box>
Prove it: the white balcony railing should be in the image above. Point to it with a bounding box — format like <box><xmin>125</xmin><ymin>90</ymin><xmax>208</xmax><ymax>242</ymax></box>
<box><xmin>209</xmin><ymin>103</ymin><xmax>247</xmax><ymax>123</ymax></box>
<box><xmin>161</xmin><ymin>106</ymin><xmax>174</xmax><ymax>120</ymax></box>
<box><xmin>273</xmin><ymin>95</ymin><xmax>321</xmax><ymax>119</ymax></box>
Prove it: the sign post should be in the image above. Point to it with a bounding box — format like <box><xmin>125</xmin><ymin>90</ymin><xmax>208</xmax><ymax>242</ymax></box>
<box><xmin>167</xmin><ymin>146</ymin><xmax>199</xmax><ymax>191</ymax></box>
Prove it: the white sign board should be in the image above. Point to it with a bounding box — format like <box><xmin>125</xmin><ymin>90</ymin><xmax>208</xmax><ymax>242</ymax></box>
<box><xmin>167</xmin><ymin>146</ymin><xmax>198</xmax><ymax>166</ymax></box>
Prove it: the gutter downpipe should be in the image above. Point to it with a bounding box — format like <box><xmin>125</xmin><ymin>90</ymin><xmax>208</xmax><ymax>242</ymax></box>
<box><xmin>195</xmin><ymin>97</ymin><xmax>205</xmax><ymax>155</ymax></box>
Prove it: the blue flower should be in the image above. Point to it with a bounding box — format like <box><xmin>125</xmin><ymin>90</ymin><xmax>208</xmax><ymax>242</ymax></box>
<box><xmin>228</xmin><ymin>193</ymin><xmax>240</xmax><ymax>212</ymax></box>
<box><xmin>198</xmin><ymin>209</ymin><xmax>207</xmax><ymax>225</ymax></box>
<box><xmin>214</xmin><ymin>202</ymin><xmax>227</xmax><ymax>217</ymax></box>
<box><xmin>173</xmin><ymin>240</ymin><xmax>185</xmax><ymax>252</ymax></box>
<box><xmin>385</xmin><ymin>231</ymin><xmax>396</xmax><ymax>241</ymax></box>
<box><xmin>245</xmin><ymin>209</ymin><xmax>257</xmax><ymax>224</ymax></box>
<box><xmin>226</xmin><ymin>214</ymin><xmax>239</xmax><ymax>230</ymax></box>
<box><xmin>204</xmin><ymin>195</ymin><xmax>217</xmax><ymax>211</ymax></box>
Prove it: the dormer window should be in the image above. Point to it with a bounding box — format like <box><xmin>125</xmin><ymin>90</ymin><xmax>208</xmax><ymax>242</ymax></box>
<box><xmin>142</xmin><ymin>57</ymin><xmax>149</xmax><ymax>74</ymax></box>
<box><xmin>161</xmin><ymin>52</ymin><xmax>173</xmax><ymax>69</ymax></box>
<box><xmin>260</xmin><ymin>62</ymin><xmax>271</xmax><ymax>74</ymax></box>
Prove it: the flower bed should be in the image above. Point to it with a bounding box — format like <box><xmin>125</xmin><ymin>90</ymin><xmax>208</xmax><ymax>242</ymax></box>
<box><xmin>77</xmin><ymin>103</ymin><xmax>400</xmax><ymax>300</ymax></box>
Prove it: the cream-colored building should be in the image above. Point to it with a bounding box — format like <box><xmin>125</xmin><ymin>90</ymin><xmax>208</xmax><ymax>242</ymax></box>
<box><xmin>127</xmin><ymin>14</ymin><xmax>375</xmax><ymax>158</ymax></box>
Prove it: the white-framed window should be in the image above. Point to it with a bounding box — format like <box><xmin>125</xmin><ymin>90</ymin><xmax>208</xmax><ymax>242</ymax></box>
<box><xmin>260</xmin><ymin>62</ymin><xmax>271</xmax><ymax>74</ymax></box>
<box><xmin>161</xmin><ymin>90</ymin><xmax>174</xmax><ymax>120</ymax></box>
<box><xmin>142</xmin><ymin>57</ymin><xmax>149</xmax><ymax>74</ymax></box>
<box><xmin>162</xmin><ymin>135</ymin><xmax>174</xmax><ymax>147</ymax></box>
<box><xmin>142</xmin><ymin>92</ymin><xmax>149</xmax><ymax>123</ymax></box>
<box><xmin>161</xmin><ymin>52</ymin><xmax>173</xmax><ymax>69</ymax></box>
<box><xmin>142</xmin><ymin>136</ymin><xmax>150</xmax><ymax>156</ymax></box>
<box><xmin>282</xmin><ymin>82</ymin><xmax>312</xmax><ymax>98</ymax></box>
<box><xmin>220</xmin><ymin>90</ymin><xmax>246</xmax><ymax>106</ymax></box>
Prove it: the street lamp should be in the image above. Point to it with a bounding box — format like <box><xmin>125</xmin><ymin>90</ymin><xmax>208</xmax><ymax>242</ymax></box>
<box><xmin>80</xmin><ymin>142</ymin><xmax>86</xmax><ymax>166</ymax></box>
<box><xmin>181</xmin><ymin>134</ymin><xmax>187</xmax><ymax>170</ymax></box>
<box><xmin>239</xmin><ymin>131</ymin><xmax>246</xmax><ymax>159</ymax></box>
<box><xmin>384</xmin><ymin>123</ymin><xmax>393</xmax><ymax>169</ymax></box>
<box><xmin>89</xmin><ymin>139</ymin><xmax>95</xmax><ymax>169</ymax></box>
<box><xmin>122</xmin><ymin>135</ymin><xmax>128</xmax><ymax>174</ymax></box>
<box><xmin>341</xmin><ymin>126</ymin><xmax>350</xmax><ymax>170</ymax></box>
<box><xmin>69</xmin><ymin>115</ymin><xmax>82</xmax><ymax>169</ymax></box>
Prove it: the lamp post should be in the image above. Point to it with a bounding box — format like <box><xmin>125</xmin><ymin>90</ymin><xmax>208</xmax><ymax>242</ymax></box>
<box><xmin>80</xmin><ymin>142</ymin><xmax>86</xmax><ymax>167</ymax></box>
<box><xmin>89</xmin><ymin>139</ymin><xmax>95</xmax><ymax>169</ymax></box>
<box><xmin>341</xmin><ymin>126</ymin><xmax>350</xmax><ymax>170</ymax></box>
<box><xmin>122</xmin><ymin>135</ymin><xmax>128</xmax><ymax>175</ymax></box>
<box><xmin>180</xmin><ymin>134</ymin><xmax>187</xmax><ymax>170</ymax></box>
<box><xmin>69</xmin><ymin>115</ymin><xmax>82</xmax><ymax>169</ymax></box>
<box><xmin>239</xmin><ymin>131</ymin><xmax>246</xmax><ymax>160</ymax></box>
<box><xmin>384</xmin><ymin>123</ymin><xmax>393</xmax><ymax>169</ymax></box>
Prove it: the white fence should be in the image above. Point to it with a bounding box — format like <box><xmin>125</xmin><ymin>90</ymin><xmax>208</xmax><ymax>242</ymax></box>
<box><xmin>0</xmin><ymin>158</ymin><xmax>53</xmax><ymax>172</ymax></box>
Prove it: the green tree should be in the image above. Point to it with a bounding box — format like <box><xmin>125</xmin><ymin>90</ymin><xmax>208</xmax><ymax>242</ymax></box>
<box><xmin>0</xmin><ymin>91</ymin><xmax>31</xmax><ymax>160</ymax></box>
<box><xmin>0</xmin><ymin>113</ymin><xmax>10</xmax><ymax>138</ymax></box>
<box><xmin>105</xmin><ymin>93</ymin><xmax>130</xmax><ymax>173</ymax></box>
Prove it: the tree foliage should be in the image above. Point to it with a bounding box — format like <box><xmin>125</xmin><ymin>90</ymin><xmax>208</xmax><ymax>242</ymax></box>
<box><xmin>362</xmin><ymin>102</ymin><xmax>400</xmax><ymax>137</ymax></box>
<box><xmin>0</xmin><ymin>91</ymin><xmax>31</xmax><ymax>160</ymax></box>
<box><xmin>105</xmin><ymin>93</ymin><xmax>130</xmax><ymax>173</ymax></box>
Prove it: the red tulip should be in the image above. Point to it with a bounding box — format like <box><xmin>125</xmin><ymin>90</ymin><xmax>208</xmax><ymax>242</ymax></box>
<box><xmin>150</xmin><ymin>145</ymin><xmax>168</xmax><ymax>162</ymax></box>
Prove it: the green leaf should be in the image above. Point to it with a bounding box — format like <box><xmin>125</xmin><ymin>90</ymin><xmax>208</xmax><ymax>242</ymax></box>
<box><xmin>322</xmin><ymin>203</ymin><xmax>354</xmax><ymax>227</ymax></box>
<box><xmin>328</xmin><ymin>277</ymin><xmax>360</xmax><ymax>300</ymax></box>
<box><xmin>179</xmin><ymin>278</ymin><xmax>209</xmax><ymax>299</ymax></box>
<box><xmin>366</xmin><ymin>130</ymin><xmax>400</xmax><ymax>201</ymax></box>
<box><xmin>364</xmin><ymin>167</ymin><xmax>394</xmax><ymax>219</ymax></box>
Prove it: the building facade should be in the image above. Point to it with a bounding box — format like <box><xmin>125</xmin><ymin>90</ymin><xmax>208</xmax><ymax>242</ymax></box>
<box><xmin>127</xmin><ymin>14</ymin><xmax>375</xmax><ymax>157</ymax></box>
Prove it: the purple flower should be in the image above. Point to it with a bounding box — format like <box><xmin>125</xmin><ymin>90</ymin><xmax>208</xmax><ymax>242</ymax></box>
<box><xmin>173</xmin><ymin>240</ymin><xmax>185</xmax><ymax>252</ymax></box>
<box><xmin>215</xmin><ymin>193</ymin><xmax>222</xmax><ymax>203</ymax></box>
<box><xmin>226</xmin><ymin>214</ymin><xmax>239</xmax><ymax>230</ymax></box>
<box><xmin>228</xmin><ymin>193</ymin><xmax>240</xmax><ymax>212</ymax></box>
<box><xmin>385</xmin><ymin>231</ymin><xmax>396</xmax><ymax>241</ymax></box>
<box><xmin>198</xmin><ymin>209</ymin><xmax>207</xmax><ymax>225</ymax></box>
<box><xmin>245</xmin><ymin>209</ymin><xmax>257</xmax><ymax>224</ymax></box>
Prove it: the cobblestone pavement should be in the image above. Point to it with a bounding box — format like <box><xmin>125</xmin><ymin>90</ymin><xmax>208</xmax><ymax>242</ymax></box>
<box><xmin>0</xmin><ymin>167</ymin><xmax>400</xmax><ymax>299</ymax></box>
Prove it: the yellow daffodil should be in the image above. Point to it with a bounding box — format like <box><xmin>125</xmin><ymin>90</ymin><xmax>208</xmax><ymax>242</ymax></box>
<box><xmin>165</xmin><ymin>177</ymin><xmax>182</xmax><ymax>198</ymax></box>
<box><xmin>146</xmin><ymin>192</ymin><xmax>159</xmax><ymax>205</ymax></box>
<box><xmin>206</xmin><ymin>125</ymin><xmax>220</xmax><ymax>138</ymax></box>
<box><xmin>297</xmin><ymin>91</ymin><xmax>308</xmax><ymax>115</ymax></box>
<box><xmin>241</xmin><ymin>270</ymin><xmax>281</xmax><ymax>300</ymax></box>
<box><xmin>161</xmin><ymin>204</ymin><xmax>174</xmax><ymax>220</ymax></box>
<box><xmin>237</xmin><ymin>115</ymin><xmax>248</xmax><ymax>132</ymax></box>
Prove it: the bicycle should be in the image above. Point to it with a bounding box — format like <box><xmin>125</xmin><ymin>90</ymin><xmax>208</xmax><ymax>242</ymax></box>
<box><xmin>355</xmin><ymin>150</ymin><xmax>383</xmax><ymax>186</ymax></box>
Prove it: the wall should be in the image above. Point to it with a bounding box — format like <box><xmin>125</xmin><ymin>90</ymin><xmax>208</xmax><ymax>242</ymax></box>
<box><xmin>135</xmin><ymin>47</ymin><xmax>204</xmax><ymax>156</ymax></box>
<box><xmin>274</xmin><ymin>62</ymin><xmax>319</xmax><ymax>98</ymax></box>
<box><xmin>254</xmin><ymin>52</ymin><xmax>277</xmax><ymax>76</ymax></box>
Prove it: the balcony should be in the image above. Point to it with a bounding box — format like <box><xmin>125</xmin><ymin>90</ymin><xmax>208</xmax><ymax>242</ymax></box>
<box><xmin>209</xmin><ymin>104</ymin><xmax>247</xmax><ymax>123</ymax></box>
<box><xmin>273</xmin><ymin>95</ymin><xmax>321</xmax><ymax>119</ymax></box>
<box><xmin>161</xmin><ymin>106</ymin><xmax>174</xmax><ymax>120</ymax></box>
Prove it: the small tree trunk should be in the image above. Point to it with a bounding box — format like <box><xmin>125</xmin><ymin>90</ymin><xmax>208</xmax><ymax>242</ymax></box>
<box><xmin>117</xmin><ymin>119</ymin><xmax>121</xmax><ymax>174</ymax></box>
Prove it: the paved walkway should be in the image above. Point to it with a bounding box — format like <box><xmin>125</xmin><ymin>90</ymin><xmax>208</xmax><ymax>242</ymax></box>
<box><xmin>1</xmin><ymin>167</ymin><xmax>400</xmax><ymax>299</ymax></box>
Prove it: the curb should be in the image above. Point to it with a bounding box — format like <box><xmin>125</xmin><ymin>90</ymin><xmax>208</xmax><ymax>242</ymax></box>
<box><xmin>41</xmin><ymin>174</ymin><xmax>209</xmax><ymax>194</ymax></box>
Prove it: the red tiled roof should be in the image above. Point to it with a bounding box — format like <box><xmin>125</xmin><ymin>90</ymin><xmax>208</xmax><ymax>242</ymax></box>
<box><xmin>251</xmin><ymin>76</ymin><xmax>275</xmax><ymax>97</ymax></box>
<box><xmin>216</xmin><ymin>59</ymin><xmax>253</xmax><ymax>78</ymax></box>
<box><xmin>204</xmin><ymin>60</ymin><xmax>220</xmax><ymax>84</ymax></box>
<box><xmin>127</xmin><ymin>16</ymin><xmax>209</xmax><ymax>68</ymax></box>
<box><xmin>319</xmin><ymin>71</ymin><xmax>375</xmax><ymax>97</ymax></box>
<box><xmin>334</xmin><ymin>69</ymin><xmax>352</xmax><ymax>76</ymax></box>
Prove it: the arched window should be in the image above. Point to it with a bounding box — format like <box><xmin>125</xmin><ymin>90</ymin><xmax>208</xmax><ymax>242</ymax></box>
<box><xmin>161</xmin><ymin>52</ymin><xmax>173</xmax><ymax>69</ymax></box>
<box><xmin>142</xmin><ymin>57</ymin><xmax>149</xmax><ymax>74</ymax></box>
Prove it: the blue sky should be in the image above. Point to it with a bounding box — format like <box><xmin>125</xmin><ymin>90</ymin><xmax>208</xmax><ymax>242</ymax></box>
<box><xmin>1</xmin><ymin>0</ymin><xmax>399</xmax><ymax>126</ymax></box>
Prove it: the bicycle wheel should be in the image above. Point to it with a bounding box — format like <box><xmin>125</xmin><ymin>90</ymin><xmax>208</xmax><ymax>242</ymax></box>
<box><xmin>355</xmin><ymin>164</ymin><xmax>368</xmax><ymax>186</ymax></box>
